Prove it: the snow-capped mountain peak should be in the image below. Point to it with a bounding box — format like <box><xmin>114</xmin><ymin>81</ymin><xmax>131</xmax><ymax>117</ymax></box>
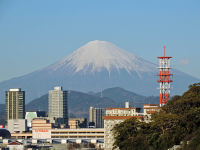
<box><xmin>48</xmin><ymin>40</ymin><xmax>156</xmax><ymax>74</ymax></box>
<box><xmin>0</xmin><ymin>40</ymin><xmax>198</xmax><ymax>103</ymax></box>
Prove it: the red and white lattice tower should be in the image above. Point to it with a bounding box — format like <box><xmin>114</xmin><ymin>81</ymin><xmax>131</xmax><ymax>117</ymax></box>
<box><xmin>157</xmin><ymin>46</ymin><xmax>173</xmax><ymax>106</ymax></box>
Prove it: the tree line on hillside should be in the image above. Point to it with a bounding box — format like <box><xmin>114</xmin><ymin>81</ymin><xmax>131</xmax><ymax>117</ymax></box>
<box><xmin>112</xmin><ymin>83</ymin><xmax>200</xmax><ymax>150</ymax></box>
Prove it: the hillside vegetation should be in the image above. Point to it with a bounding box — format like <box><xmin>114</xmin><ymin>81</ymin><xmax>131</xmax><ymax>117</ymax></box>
<box><xmin>26</xmin><ymin>87</ymin><xmax>159</xmax><ymax>118</ymax></box>
<box><xmin>113</xmin><ymin>83</ymin><xmax>200</xmax><ymax>150</ymax></box>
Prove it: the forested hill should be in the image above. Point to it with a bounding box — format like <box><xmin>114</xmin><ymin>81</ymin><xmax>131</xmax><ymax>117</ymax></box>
<box><xmin>113</xmin><ymin>83</ymin><xmax>200</xmax><ymax>150</ymax></box>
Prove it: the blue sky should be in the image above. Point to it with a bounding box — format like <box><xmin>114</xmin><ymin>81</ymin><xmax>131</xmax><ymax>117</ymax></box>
<box><xmin>0</xmin><ymin>0</ymin><xmax>200</xmax><ymax>82</ymax></box>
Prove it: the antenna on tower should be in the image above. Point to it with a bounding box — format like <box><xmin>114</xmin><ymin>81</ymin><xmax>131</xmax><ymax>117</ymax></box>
<box><xmin>38</xmin><ymin>91</ymin><xmax>40</xmax><ymax>98</ymax></box>
<box><xmin>100</xmin><ymin>89</ymin><xmax>103</xmax><ymax>98</ymax></box>
<box><xmin>68</xmin><ymin>88</ymin><xmax>71</xmax><ymax>95</ymax></box>
<box><xmin>164</xmin><ymin>45</ymin><xmax>166</xmax><ymax>57</ymax></box>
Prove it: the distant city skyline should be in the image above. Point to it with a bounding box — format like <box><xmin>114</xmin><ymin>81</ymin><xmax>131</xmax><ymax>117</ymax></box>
<box><xmin>0</xmin><ymin>0</ymin><xmax>200</xmax><ymax>82</ymax></box>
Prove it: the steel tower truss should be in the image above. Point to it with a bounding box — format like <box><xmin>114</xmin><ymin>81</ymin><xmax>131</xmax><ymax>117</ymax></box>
<box><xmin>157</xmin><ymin>46</ymin><xmax>173</xmax><ymax>106</ymax></box>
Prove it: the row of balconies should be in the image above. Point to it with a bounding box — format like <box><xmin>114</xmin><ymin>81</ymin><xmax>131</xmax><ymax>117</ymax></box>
<box><xmin>51</xmin><ymin>132</ymin><xmax>104</xmax><ymax>135</ymax></box>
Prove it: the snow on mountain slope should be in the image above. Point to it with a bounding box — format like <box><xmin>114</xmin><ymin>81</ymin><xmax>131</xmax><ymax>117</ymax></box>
<box><xmin>0</xmin><ymin>40</ymin><xmax>198</xmax><ymax>103</ymax></box>
<box><xmin>47</xmin><ymin>40</ymin><xmax>156</xmax><ymax>75</ymax></box>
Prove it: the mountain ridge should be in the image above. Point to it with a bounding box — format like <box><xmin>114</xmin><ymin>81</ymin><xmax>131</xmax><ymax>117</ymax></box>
<box><xmin>0</xmin><ymin>87</ymin><xmax>159</xmax><ymax>125</ymax></box>
<box><xmin>0</xmin><ymin>40</ymin><xmax>199</xmax><ymax>103</ymax></box>
<box><xmin>25</xmin><ymin>87</ymin><xmax>159</xmax><ymax>118</ymax></box>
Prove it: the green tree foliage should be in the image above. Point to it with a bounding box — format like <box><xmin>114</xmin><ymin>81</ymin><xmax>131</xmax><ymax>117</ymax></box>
<box><xmin>112</xmin><ymin>83</ymin><xmax>200</xmax><ymax>150</ymax></box>
<box><xmin>112</xmin><ymin>117</ymin><xmax>150</xmax><ymax>150</ymax></box>
<box><xmin>183</xmin><ymin>128</ymin><xmax>200</xmax><ymax>150</ymax></box>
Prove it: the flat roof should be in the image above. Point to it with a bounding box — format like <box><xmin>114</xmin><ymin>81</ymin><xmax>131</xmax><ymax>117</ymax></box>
<box><xmin>146</xmin><ymin>111</ymin><xmax>157</xmax><ymax>114</ymax></box>
<box><xmin>51</xmin><ymin>128</ymin><xmax>104</xmax><ymax>131</ymax></box>
<box><xmin>9</xmin><ymin>88</ymin><xmax>21</xmax><ymax>92</ymax></box>
<box><xmin>144</xmin><ymin>107</ymin><xmax>160</xmax><ymax>109</ymax></box>
<box><xmin>143</xmin><ymin>104</ymin><xmax>159</xmax><ymax>106</ymax></box>
<box><xmin>105</xmin><ymin>107</ymin><xmax>136</xmax><ymax>110</ymax></box>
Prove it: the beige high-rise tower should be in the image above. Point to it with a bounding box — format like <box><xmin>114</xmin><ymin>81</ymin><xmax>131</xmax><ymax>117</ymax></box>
<box><xmin>6</xmin><ymin>88</ymin><xmax>25</xmax><ymax>121</ymax></box>
<box><xmin>89</xmin><ymin>107</ymin><xmax>105</xmax><ymax>128</ymax></box>
<box><xmin>48</xmin><ymin>86</ymin><xmax>68</xmax><ymax>126</ymax></box>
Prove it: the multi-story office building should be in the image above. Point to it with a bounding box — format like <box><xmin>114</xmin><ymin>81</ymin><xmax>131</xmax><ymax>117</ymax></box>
<box><xmin>6</xmin><ymin>88</ymin><xmax>25</xmax><ymax>121</ymax></box>
<box><xmin>89</xmin><ymin>107</ymin><xmax>105</xmax><ymax>128</ymax></box>
<box><xmin>48</xmin><ymin>86</ymin><xmax>68</xmax><ymax>126</ymax></box>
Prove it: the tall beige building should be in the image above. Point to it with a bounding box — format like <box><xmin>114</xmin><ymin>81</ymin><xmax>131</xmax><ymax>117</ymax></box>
<box><xmin>6</xmin><ymin>88</ymin><xmax>25</xmax><ymax>121</ymax></box>
<box><xmin>48</xmin><ymin>86</ymin><xmax>68</xmax><ymax>126</ymax></box>
<box><xmin>89</xmin><ymin>107</ymin><xmax>105</xmax><ymax>128</ymax></box>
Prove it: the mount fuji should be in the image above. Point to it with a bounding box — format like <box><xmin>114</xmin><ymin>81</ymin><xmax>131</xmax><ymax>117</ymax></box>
<box><xmin>0</xmin><ymin>40</ymin><xmax>199</xmax><ymax>103</ymax></box>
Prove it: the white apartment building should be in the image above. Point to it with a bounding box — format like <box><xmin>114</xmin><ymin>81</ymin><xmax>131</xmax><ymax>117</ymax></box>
<box><xmin>103</xmin><ymin>106</ymin><xmax>143</xmax><ymax>150</ymax></box>
<box><xmin>143</xmin><ymin>104</ymin><xmax>161</xmax><ymax>122</ymax></box>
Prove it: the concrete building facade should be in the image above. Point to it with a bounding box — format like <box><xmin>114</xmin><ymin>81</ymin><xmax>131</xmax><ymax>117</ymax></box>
<box><xmin>48</xmin><ymin>86</ymin><xmax>68</xmax><ymax>126</ymax></box>
<box><xmin>68</xmin><ymin>120</ymin><xmax>79</xmax><ymax>129</ymax></box>
<box><xmin>6</xmin><ymin>88</ymin><xmax>25</xmax><ymax>121</ymax></box>
<box><xmin>7</xmin><ymin>119</ymin><xmax>27</xmax><ymax>133</ymax></box>
<box><xmin>103</xmin><ymin>107</ymin><xmax>143</xmax><ymax>150</ymax></box>
<box><xmin>32</xmin><ymin>118</ymin><xmax>52</xmax><ymax>139</ymax></box>
<box><xmin>11</xmin><ymin>127</ymin><xmax>104</xmax><ymax>141</ymax></box>
<box><xmin>143</xmin><ymin>104</ymin><xmax>161</xmax><ymax>122</ymax></box>
<box><xmin>68</xmin><ymin>118</ymin><xmax>87</xmax><ymax>129</ymax></box>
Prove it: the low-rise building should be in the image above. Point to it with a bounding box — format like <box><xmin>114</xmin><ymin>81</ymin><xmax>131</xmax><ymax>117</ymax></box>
<box><xmin>11</xmin><ymin>128</ymin><xmax>104</xmax><ymax>141</ymax></box>
<box><xmin>7</xmin><ymin>141</ymin><xmax>24</xmax><ymax>150</ymax></box>
<box><xmin>32</xmin><ymin>118</ymin><xmax>52</xmax><ymax>139</ymax></box>
<box><xmin>25</xmin><ymin>111</ymin><xmax>47</xmax><ymax>129</ymax></box>
<box><xmin>143</xmin><ymin>104</ymin><xmax>160</xmax><ymax>114</ymax></box>
<box><xmin>69</xmin><ymin>118</ymin><xmax>87</xmax><ymax>129</ymax></box>
<box><xmin>68</xmin><ymin>119</ymin><xmax>79</xmax><ymax>129</ymax></box>
<box><xmin>8</xmin><ymin>119</ymin><xmax>27</xmax><ymax>133</ymax></box>
<box><xmin>103</xmin><ymin>106</ymin><xmax>143</xmax><ymax>150</ymax></box>
<box><xmin>51</xmin><ymin>128</ymin><xmax>104</xmax><ymax>139</ymax></box>
<box><xmin>143</xmin><ymin>104</ymin><xmax>161</xmax><ymax>122</ymax></box>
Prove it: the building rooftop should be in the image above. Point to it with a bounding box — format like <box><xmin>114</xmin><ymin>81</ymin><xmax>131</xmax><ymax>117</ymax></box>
<box><xmin>54</xmin><ymin>86</ymin><xmax>62</xmax><ymax>90</ymax></box>
<box><xmin>105</xmin><ymin>107</ymin><xmax>136</xmax><ymax>110</ymax></box>
<box><xmin>143</xmin><ymin>104</ymin><xmax>159</xmax><ymax>106</ymax></box>
<box><xmin>144</xmin><ymin>107</ymin><xmax>160</xmax><ymax>109</ymax></box>
<box><xmin>102</xmin><ymin>116</ymin><xmax>143</xmax><ymax>120</ymax></box>
<box><xmin>9</xmin><ymin>88</ymin><xmax>21</xmax><ymax>92</ymax></box>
